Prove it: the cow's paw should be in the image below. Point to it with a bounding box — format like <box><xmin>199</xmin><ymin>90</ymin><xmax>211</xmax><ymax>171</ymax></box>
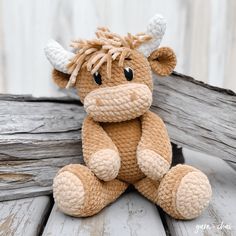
<box><xmin>137</xmin><ymin>148</ymin><xmax>170</xmax><ymax>181</ymax></box>
<box><xmin>53</xmin><ymin>169</ymin><xmax>85</xmax><ymax>216</ymax></box>
<box><xmin>88</xmin><ymin>149</ymin><xmax>121</xmax><ymax>181</ymax></box>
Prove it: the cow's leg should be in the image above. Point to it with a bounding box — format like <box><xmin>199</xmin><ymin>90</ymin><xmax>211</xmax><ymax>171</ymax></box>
<box><xmin>134</xmin><ymin>164</ymin><xmax>212</xmax><ymax>220</ymax></box>
<box><xmin>53</xmin><ymin>164</ymin><xmax>128</xmax><ymax>217</ymax></box>
<box><xmin>134</xmin><ymin>177</ymin><xmax>160</xmax><ymax>203</ymax></box>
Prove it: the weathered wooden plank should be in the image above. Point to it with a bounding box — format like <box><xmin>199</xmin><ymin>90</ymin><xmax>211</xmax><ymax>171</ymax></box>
<box><xmin>153</xmin><ymin>72</ymin><xmax>236</xmax><ymax>163</ymax></box>
<box><xmin>0</xmin><ymin>72</ymin><xmax>235</xmax><ymax>201</ymax></box>
<box><xmin>42</xmin><ymin>192</ymin><xmax>166</xmax><ymax>236</ymax></box>
<box><xmin>0</xmin><ymin>96</ymin><xmax>84</xmax><ymax>201</ymax></box>
<box><xmin>0</xmin><ymin>196</ymin><xmax>51</xmax><ymax>236</ymax></box>
<box><xmin>164</xmin><ymin>149</ymin><xmax>236</xmax><ymax>236</ymax></box>
<box><xmin>0</xmin><ymin>156</ymin><xmax>80</xmax><ymax>201</ymax></box>
<box><xmin>0</xmin><ymin>187</ymin><xmax>52</xmax><ymax>202</ymax></box>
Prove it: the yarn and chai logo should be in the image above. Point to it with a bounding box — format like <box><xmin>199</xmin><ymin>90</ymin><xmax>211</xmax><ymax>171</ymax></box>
<box><xmin>194</xmin><ymin>222</ymin><xmax>233</xmax><ymax>234</ymax></box>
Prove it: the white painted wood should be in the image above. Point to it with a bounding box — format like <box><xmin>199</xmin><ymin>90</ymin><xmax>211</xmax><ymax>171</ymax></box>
<box><xmin>0</xmin><ymin>196</ymin><xmax>51</xmax><ymax>236</ymax></box>
<box><xmin>165</xmin><ymin>149</ymin><xmax>236</xmax><ymax>236</ymax></box>
<box><xmin>208</xmin><ymin>0</ymin><xmax>227</xmax><ymax>88</ymax></box>
<box><xmin>0</xmin><ymin>0</ymin><xmax>236</xmax><ymax>96</ymax></box>
<box><xmin>42</xmin><ymin>192</ymin><xmax>166</xmax><ymax>236</ymax></box>
<box><xmin>0</xmin><ymin>1</ymin><xmax>5</xmax><ymax>93</ymax></box>
<box><xmin>224</xmin><ymin>0</ymin><xmax>236</xmax><ymax>91</ymax></box>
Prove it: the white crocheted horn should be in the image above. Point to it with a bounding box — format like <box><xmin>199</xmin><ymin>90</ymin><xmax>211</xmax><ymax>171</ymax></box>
<box><xmin>44</xmin><ymin>39</ymin><xmax>75</xmax><ymax>74</ymax></box>
<box><xmin>138</xmin><ymin>14</ymin><xmax>166</xmax><ymax>57</ymax></box>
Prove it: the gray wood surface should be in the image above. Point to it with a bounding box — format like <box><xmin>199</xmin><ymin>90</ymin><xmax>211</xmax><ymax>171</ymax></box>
<box><xmin>153</xmin><ymin>72</ymin><xmax>236</xmax><ymax>163</ymax></box>
<box><xmin>165</xmin><ymin>149</ymin><xmax>236</xmax><ymax>236</ymax></box>
<box><xmin>0</xmin><ymin>196</ymin><xmax>51</xmax><ymax>236</ymax></box>
<box><xmin>42</xmin><ymin>192</ymin><xmax>166</xmax><ymax>236</ymax></box>
<box><xmin>0</xmin><ymin>72</ymin><xmax>235</xmax><ymax>201</ymax></box>
<box><xmin>0</xmin><ymin>95</ymin><xmax>84</xmax><ymax>201</ymax></box>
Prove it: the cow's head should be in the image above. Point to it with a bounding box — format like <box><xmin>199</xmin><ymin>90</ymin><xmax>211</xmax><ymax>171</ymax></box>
<box><xmin>45</xmin><ymin>15</ymin><xmax>176</xmax><ymax>122</ymax></box>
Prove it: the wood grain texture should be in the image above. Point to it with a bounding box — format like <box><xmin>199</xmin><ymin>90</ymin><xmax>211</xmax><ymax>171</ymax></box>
<box><xmin>42</xmin><ymin>192</ymin><xmax>166</xmax><ymax>236</ymax></box>
<box><xmin>0</xmin><ymin>196</ymin><xmax>51</xmax><ymax>236</ymax></box>
<box><xmin>153</xmin><ymin>72</ymin><xmax>236</xmax><ymax>163</ymax></box>
<box><xmin>165</xmin><ymin>149</ymin><xmax>236</xmax><ymax>236</ymax></box>
<box><xmin>0</xmin><ymin>96</ymin><xmax>84</xmax><ymax>201</ymax></box>
<box><xmin>0</xmin><ymin>72</ymin><xmax>235</xmax><ymax>201</ymax></box>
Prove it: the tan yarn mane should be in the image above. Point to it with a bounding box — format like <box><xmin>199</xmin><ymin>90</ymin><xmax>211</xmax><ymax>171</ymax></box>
<box><xmin>66</xmin><ymin>27</ymin><xmax>152</xmax><ymax>88</ymax></box>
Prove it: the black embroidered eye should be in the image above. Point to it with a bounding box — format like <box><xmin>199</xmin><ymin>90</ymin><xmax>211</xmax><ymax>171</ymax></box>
<box><xmin>124</xmin><ymin>67</ymin><xmax>133</xmax><ymax>81</ymax></box>
<box><xmin>93</xmin><ymin>72</ymin><xmax>102</xmax><ymax>85</ymax></box>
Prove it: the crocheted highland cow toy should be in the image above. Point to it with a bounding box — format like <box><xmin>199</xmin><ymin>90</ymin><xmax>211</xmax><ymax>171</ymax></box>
<box><xmin>45</xmin><ymin>14</ymin><xmax>212</xmax><ymax>220</ymax></box>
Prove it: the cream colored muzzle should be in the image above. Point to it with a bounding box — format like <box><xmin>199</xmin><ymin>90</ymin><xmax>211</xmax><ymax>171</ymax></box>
<box><xmin>84</xmin><ymin>83</ymin><xmax>152</xmax><ymax>122</ymax></box>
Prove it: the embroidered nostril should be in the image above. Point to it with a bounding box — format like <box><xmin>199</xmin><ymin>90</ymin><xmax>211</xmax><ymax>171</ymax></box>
<box><xmin>96</xmin><ymin>98</ymin><xmax>103</xmax><ymax>106</ymax></box>
<box><xmin>130</xmin><ymin>92</ymin><xmax>138</xmax><ymax>102</ymax></box>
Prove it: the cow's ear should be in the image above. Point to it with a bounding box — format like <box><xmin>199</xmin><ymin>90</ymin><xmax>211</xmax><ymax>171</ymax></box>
<box><xmin>148</xmin><ymin>47</ymin><xmax>176</xmax><ymax>76</ymax></box>
<box><xmin>52</xmin><ymin>69</ymin><xmax>70</xmax><ymax>88</ymax></box>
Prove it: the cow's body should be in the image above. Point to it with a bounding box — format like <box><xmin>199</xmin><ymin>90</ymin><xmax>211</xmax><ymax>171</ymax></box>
<box><xmin>46</xmin><ymin>15</ymin><xmax>212</xmax><ymax>220</ymax></box>
<box><xmin>101</xmin><ymin>117</ymin><xmax>144</xmax><ymax>183</ymax></box>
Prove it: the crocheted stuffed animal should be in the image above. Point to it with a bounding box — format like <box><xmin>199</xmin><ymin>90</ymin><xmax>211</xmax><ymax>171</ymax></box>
<box><xmin>45</xmin><ymin>14</ymin><xmax>212</xmax><ymax>220</ymax></box>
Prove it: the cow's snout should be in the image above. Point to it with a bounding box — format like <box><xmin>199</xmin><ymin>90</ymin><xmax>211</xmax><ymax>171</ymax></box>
<box><xmin>84</xmin><ymin>83</ymin><xmax>152</xmax><ymax>122</ymax></box>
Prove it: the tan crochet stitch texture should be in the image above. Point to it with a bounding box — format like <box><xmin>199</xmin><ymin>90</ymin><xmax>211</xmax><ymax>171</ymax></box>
<box><xmin>66</xmin><ymin>27</ymin><xmax>152</xmax><ymax>88</ymax></box>
<box><xmin>51</xmin><ymin>27</ymin><xmax>211</xmax><ymax>220</ymax></box>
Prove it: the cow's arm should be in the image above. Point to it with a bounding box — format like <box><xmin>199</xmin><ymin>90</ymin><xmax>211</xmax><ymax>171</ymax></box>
<box><xmin>82</xmin><ymin>116</ymin><xmax>120</xmax><ymax>181</ymax></box>
<box><xmin>137</xmin><ymin>111</ymin><xmax>172</xmax><ymax>180</ymax></box>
